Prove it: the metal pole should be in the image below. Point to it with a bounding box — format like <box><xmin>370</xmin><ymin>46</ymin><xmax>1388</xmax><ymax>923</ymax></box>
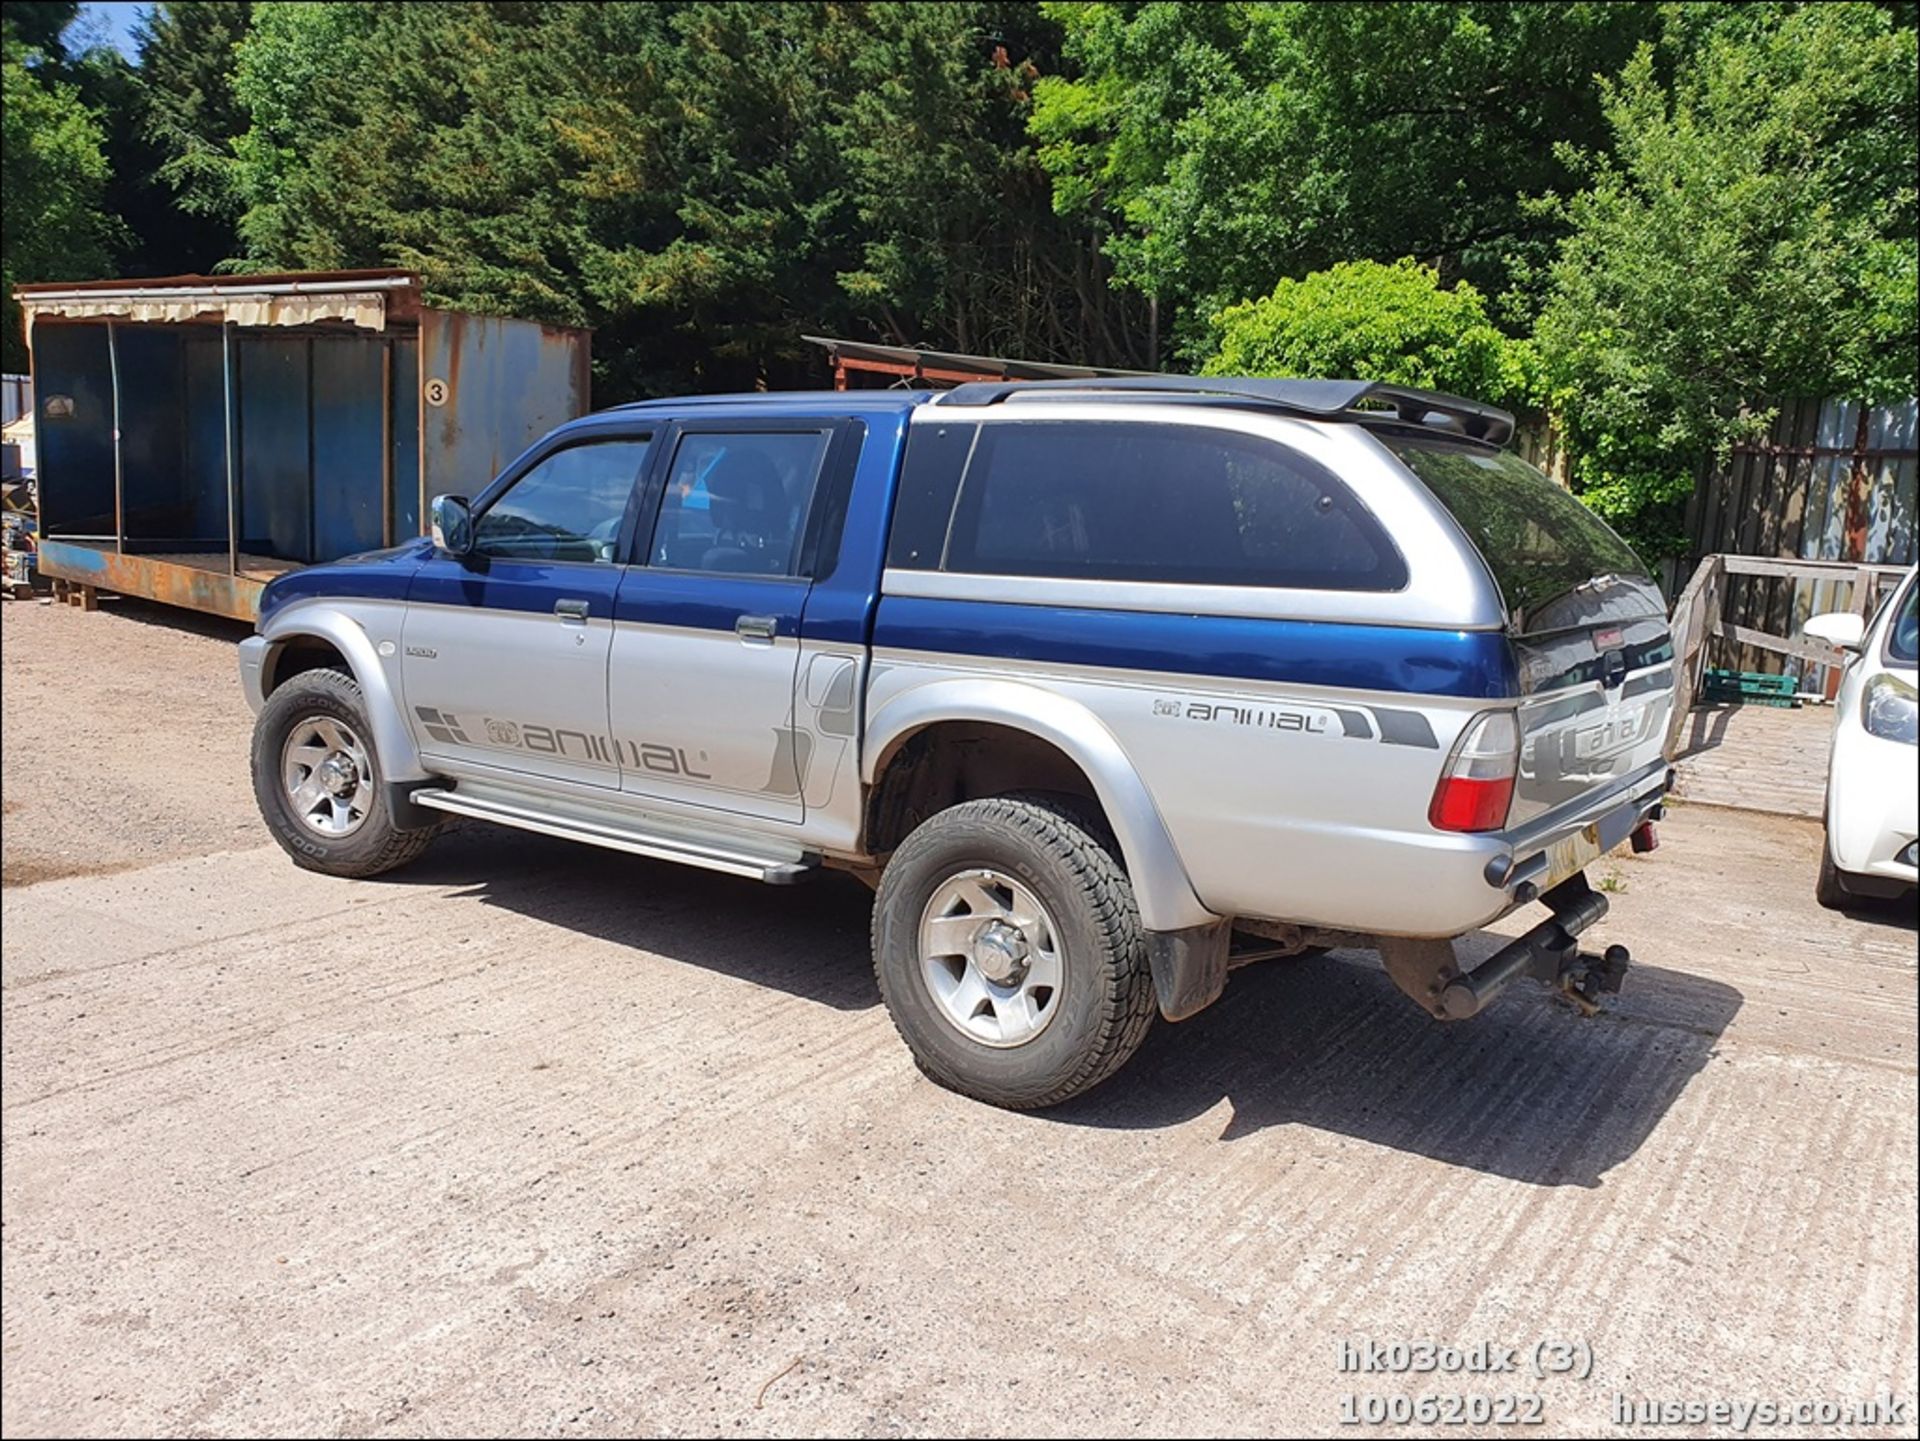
<box><xmin>416</xmin><ymin>331</ymin><xmax>428</xmax><ymax>535</ymax></box>
<box><xmin>381</xmin><ymin>340</ymin><xmax>394</xmax><ymax>547</ymax></box>
<box><xmin>106</xmin><ymin>320</ymin><xmax>124</xmax><ymax>553</ymax></box>
<box><xmin>223</xmin><ymin>322</ymin><xmax>238</xmax><ymax>576</ymax></box>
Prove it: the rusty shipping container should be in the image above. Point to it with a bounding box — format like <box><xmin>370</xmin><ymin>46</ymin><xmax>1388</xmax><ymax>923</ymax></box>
<box><xmin>12</xmin><ymin>270</ymin><xmax>590</xmax><ymax>620</ymax></box>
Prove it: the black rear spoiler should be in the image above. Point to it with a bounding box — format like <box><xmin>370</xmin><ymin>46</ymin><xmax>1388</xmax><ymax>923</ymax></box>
<box><xmin>934</xmin><ymin>375</ymin><xmax>1515</xmax><ymax>447</ymax></box>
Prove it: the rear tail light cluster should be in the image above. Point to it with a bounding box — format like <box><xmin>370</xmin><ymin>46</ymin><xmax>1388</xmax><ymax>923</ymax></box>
<box><xmin>1429</xmin><ymin>711</ymin><xmax>1519</xmax><ymax>833</ymax></box>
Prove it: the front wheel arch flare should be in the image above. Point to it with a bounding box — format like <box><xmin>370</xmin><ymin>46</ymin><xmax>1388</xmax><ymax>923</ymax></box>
<box><xmin>255</xmin><ymin>604</ymin><xmax>429</xmax><ymax>783</ymax></box>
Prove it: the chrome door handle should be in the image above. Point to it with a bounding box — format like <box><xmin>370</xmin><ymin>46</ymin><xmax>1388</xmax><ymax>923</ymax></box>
<box><xmin>735</xmin><ymin>614</ymin><xmax>778</xmax><ymax>644</ymax></box>
<box><xmin>554</xmin><ymin>598</ymin><xmax>591</xmax><ymax>623</ymax></box>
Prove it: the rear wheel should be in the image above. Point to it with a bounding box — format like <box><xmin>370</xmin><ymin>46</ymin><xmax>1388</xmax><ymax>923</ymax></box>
<box><xmin>872</xmin><ymin>796</ymin><xmax>1155</xmax><ymax>1109</ymax></box>
<box><xmin>251</xmin><ymin>668</ymin><xmax>440</xmax><ymax>878</ymax></box>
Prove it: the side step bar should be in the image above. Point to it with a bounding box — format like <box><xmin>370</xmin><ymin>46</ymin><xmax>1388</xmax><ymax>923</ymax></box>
<box><xmin>410</xmin><ymin>788</ymin><xmax>818</xmax><ymax>884</ymax></box>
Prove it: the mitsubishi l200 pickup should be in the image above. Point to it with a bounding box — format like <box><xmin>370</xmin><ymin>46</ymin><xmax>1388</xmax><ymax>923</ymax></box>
<box><xmin>240</xmin><ymin>377</ymin><xmax>1672</xmax><ymax>1108</ymax></box>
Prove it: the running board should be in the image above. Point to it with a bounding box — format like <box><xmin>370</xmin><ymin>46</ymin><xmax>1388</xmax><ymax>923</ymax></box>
<box><xmin>410</xmin><ymin>788</ymin><xmax>818</xmax><ymax>883</ymax></box>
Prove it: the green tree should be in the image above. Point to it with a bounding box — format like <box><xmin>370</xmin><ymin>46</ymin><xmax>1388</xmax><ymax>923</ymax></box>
<box><xmin>214</xmin><ymin>2</ymin><xmax>1146</xmax><ymax>397</ymax></box>
<box><xmin>1</xmin><ymin>27</ymin><xmax>123</xmax><ymax>370</ymax></box>
<box><xmin>1031</xmin><ymin>2</ymin><xmax>1658</xmax><ymax>357</ymax></box>
<box><xmin>830</xmin><ymin>2</ymin><xmax>1150</xmax><ymax>366</ymax></box>
<box><xmin>1536</xmin><ymin>2</ymin><xmax>1919</xmax><ymax>557</ymax></box>
<box><xmin>1203</xmin><ymin>258</ymin><xmax>1540</xmax><ymax>410</ymax></box>
<box><xmin>137</xmin><ymin>0</ymin><xmax>253</xmax><ymax>264</ymax></box>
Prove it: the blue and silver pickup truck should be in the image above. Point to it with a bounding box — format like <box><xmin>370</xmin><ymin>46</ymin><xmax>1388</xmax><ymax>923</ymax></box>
<box><xmin>239</xmin><ymin>377</ymin><xmax>1673</xmax><ymax>1108</ymax></box>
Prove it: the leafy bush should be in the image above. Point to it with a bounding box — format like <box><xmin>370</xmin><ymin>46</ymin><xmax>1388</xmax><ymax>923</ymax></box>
<box><xmin>1202</xmin><ymin>258</ymin><xmax>1541</xmax><ymax>411</ymax></box>
<box><xmin>1535</xmin><ymin>4</ymin><xmax>1919</xmax><ymax>559</ymax></box>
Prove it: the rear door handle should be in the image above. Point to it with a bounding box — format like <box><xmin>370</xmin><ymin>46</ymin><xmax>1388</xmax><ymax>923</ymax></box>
<box><xmin>735</xmin><ymin>614</ymin><xmax>779</xmax><ymax>644</ymax></box>
<box><xmin>554</xmin><ymin>598</ymin><xmax>591</xmax><ymax>623</ymax></box>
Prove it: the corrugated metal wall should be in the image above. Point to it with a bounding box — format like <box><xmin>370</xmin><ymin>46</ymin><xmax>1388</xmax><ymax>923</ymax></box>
<box><xmin>1686</xmin><ymin>395</ymin><xmax>1918</xmax><ymax>686</ymax></box>
<box><xmin>419</xmin><ymin>310</ymin><xmax>590</xmax><ymax>510</ymax></box>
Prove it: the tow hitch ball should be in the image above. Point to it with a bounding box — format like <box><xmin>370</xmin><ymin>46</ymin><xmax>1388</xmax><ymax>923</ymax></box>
<box><xmin>1378</xmin><ymin>874</ymin><xmax>1632</xmax><ymax>1021</ymax></box>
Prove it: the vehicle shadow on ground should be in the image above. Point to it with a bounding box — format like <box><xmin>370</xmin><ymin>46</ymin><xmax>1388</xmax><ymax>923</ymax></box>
<box><xmin>387</xmin><ymin>824</ymin><xmax>1743</xmax><ymax>1188</ymax></box>
<box><xmin>388</xmin><ymin>823</ymin><xmax>884</xmax><ymax>1011</ymax></box>
<box><xmin>1829</xmin><ymin>893</ymin><xmax>1920</xmax><ymax>934</ymax></box>
<box><xmin>1053</xmin><ymin>943</ymin><xmax>1744</xmax><ymax>1188</ymax></box>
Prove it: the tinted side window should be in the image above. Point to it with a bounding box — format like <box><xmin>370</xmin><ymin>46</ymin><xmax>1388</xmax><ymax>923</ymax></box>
<box><xmin>650</xmin><ymin>430</ymin><xmax>831</xmax><ymax>575</ymax></box>
<box><xmin>945</xmin><ymin>422</ymin><xmax>1405</xmax><ymax>590</ymax></box>
<box><xmin>887</xmin><ymin>421</ymin><xmax>978</xmax><ymax>570</ymax></box>
<box><xmin>474</xmin><ymin>438</ymin><xmax>651</xmax><ymax>564</ymax></box>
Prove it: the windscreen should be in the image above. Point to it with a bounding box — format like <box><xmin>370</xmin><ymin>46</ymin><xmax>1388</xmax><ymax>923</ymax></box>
<box><xmin>1387</xmin><ymin>439</ymin><xmax>1655</xmax><ymax>632</ymax></box>
<box><xmin>1888</xmin><ymin>579</ymin><xmax>1918</xmax><ymax>665</ymax></box>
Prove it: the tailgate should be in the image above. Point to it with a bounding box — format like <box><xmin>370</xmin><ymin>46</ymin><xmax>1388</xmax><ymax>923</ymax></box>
<box><xmin>1383</xmin><ymin>438</ymin><xmax>1674</xmax><ymax>826</ymax></box>
<box><xmin>1511</xmin><ymin>610</ymin><xmax>1674</xmax><ymax>825</ymax></box>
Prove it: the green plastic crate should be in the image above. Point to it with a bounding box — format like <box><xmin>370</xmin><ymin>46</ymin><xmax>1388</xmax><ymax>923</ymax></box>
<box><xmin>1701</xmin><ymin>668</ymin><xmax>1800</xmax><ymax>706</ymax></box>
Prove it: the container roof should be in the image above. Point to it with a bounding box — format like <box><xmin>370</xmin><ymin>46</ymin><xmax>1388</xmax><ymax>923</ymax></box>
<box><xmin>13</xmin><ymin>270</ymin><xmax>422</xmax><ymax>336</ymax></box>
<box><xmin>12</xmin><ymin>268</ymin><xmax>418</xmax><ymax>296</ymax></box>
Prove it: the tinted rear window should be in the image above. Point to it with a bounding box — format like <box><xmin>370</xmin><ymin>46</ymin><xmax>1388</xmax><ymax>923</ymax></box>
<box><xmin>943</xmin><ymin>422</ymin><xmax>1405</xmax><ymax>590</ymax></box>
<box><xmin>1388</xmin><ymin>440</ymin><xmax>1650</xmax><ymax>625</ymax></box>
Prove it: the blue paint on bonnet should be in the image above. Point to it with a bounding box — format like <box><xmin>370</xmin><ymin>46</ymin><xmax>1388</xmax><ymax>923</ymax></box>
<box><xmin>256</xmin><ymin>537</ymin><xmax>433</xmax><ymax>625</ymax></box>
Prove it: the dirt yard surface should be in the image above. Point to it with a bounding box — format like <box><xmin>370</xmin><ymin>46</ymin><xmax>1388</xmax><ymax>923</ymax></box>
<box><xmin>3</xmin><ymin>600</ymin><xmax>1916</xmax><ymax>1438</ymax></box>
<box><xmin>1</xmin><ymin>596</ymin><xmax>258</xmax><ymax>887</ymax></box>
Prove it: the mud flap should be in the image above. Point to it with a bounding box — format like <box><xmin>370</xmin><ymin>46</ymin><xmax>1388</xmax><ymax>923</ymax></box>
<box><xmin>1145</xmin><ymin>918</ymin><xmax>1232</xmax><ymax>1021</ymax></box>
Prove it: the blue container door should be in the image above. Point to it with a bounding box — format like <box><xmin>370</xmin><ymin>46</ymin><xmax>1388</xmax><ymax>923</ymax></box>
<box><xmin>390</xmin><ymin>336</ymin><xmax>420</xmax><ymax>541</ymax></box>
<box><xmin>311</xmin><ymin>336</ymin><xmax>385</xmax><ymax>559</ymax></box>
<box><xmin>238</xmin><ymin>336</ymin><xmax>311</xmax><ymax>561</ymax></box>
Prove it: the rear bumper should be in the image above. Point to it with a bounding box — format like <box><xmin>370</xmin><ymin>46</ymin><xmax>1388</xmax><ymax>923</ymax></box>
<box><xmin>1228</xmin><ymin>759</ymin><xmax>1670</xmax><ymax>941</ymax></box>
<box><xmin>1484</xmin><ymin>758</ymin><xmax>1670</xmax><ymax>904</ymax></box>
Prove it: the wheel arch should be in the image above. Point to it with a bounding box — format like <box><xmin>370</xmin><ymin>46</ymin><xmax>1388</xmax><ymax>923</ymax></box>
<box><xmin>862</xmin><ymin>678</ymin><xmax>1215</xmax><ymax>933</ymax></box>
<box><xmin>254</xmin><ymin>604</ymin><xmax>429</xmax><ymax>783</ymax></box>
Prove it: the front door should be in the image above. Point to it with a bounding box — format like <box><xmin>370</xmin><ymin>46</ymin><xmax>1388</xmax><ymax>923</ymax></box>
<box><xmin>608</xmin><ymin>422</ymin><xmax>841</xmax><ymax>822</ymax></box>
<box><xmin>402</xmin><ymin>433</ymin><xmax>653</xmax><ymax>790</ymax></box>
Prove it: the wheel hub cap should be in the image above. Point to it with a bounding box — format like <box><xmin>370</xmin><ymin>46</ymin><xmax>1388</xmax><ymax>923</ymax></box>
<box><xmin>917</xmin><ymin>869</ymin><xmax>1063</xmax><ymax>1049</ymax></box>
<box><xmin>281</xmin><ymin>715</ymin><xmax>373</xmax><ymax>838</ymax></box>
<box><xmin>972</xmin><ymin>920</ymin><xmax>1030</xmax><ymax>986</ymax></box>
<box><xmin>318</xmin><ymin>753</ymin><xmax>359</xmax><ymax>798</ymax></box>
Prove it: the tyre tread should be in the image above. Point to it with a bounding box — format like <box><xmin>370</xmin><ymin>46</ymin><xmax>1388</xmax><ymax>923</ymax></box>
<box><xmin>872</xmin><ymin>794</ymin><xmax>1155</xmax><ymax>1109</ymax></box>
<box><xmin>251</xmin><ymin>668</ymin><xmax>439</xmax><ymax>879</ymax></box>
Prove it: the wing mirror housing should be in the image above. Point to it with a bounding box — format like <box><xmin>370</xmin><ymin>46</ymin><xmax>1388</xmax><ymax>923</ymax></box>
<box><xmin>1803</xmin><ymin>610</ymin><xmax>1866</xmax><ymax>652</ymax></box>
<box><xmin>430</xmin><ymin>494</ymin><xmax>474</xmax><ymax>557</ymax></box>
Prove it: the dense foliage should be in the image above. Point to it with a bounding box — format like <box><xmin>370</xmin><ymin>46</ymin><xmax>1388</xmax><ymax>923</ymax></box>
<box><xmin>1031</xmin><ymin>1</ymin><xmax>1660</xmax><ymax>352</ymax></box>
<box><xmin>1204</xmin><ymin>260</ymin><xmax>1541</xmax><ymax>412</ymax></box>
<box><xmin>199</xmin><ymin>1</ymin><xmax>1147</xmax><ymax>395</ymax></box>
<box><xmin>1</xmin><ymin>1</ymin><xmax>1913</xmax><ymax>553</ymax></box>
<box><xmin>1535</xmin><ymin>2</ymin><xmax>1919</xmax><ymax>554</ymax></box>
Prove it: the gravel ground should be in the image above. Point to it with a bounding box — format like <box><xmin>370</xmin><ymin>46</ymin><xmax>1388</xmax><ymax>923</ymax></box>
<box><xmin>1</xmin><ymin>596</ymin><xmax>258</xmax><ymax>886</ymax></box>
<box><xmin>2</xmin><ymin>597</ymin><xmax>1915</xmax><ymax>1438</ymax></box>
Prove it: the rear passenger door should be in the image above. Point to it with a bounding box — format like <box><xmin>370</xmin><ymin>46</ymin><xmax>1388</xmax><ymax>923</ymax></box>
<box><xmin>608</xmin><ymin>419</ymin><xmax>851</xmax><ymax>823</ymax></box>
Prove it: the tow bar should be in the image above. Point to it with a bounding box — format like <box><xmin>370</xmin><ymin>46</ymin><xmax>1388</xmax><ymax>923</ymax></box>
<box><xmin>1377</xmin><ymin>873</ymin><xmax>1632</xmax><ymax>1021</ymax></box>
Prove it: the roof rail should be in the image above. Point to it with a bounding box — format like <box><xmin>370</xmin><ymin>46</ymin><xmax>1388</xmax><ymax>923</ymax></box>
<box><xmin>932</xmin><ymin>375</ymin><xmax>1515</xmax><ymax>447</ymax></box>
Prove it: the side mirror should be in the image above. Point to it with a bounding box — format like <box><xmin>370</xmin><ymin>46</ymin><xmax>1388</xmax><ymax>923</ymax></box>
<box><xmin>430</xmin><ymin>494</ymin><xmax>474</xmax><ymax>557</ymax></box>
<box><xmin>1803</xmin><ymin>611</ymin><xmax>1866</xmax><ymax>652</ymax></box>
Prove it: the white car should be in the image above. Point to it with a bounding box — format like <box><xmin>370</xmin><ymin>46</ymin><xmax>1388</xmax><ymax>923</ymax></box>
<box><xmin>1804</xmin><ymin>569</ymin><xmax>1918</xmax><ymax>910</ymax></box>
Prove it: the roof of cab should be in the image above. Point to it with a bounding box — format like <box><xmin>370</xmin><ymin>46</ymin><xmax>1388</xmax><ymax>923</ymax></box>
<box><xmin>609</xmin><ymin>390</ymin><xmax>932</xmax><ymax>415</ymax></box>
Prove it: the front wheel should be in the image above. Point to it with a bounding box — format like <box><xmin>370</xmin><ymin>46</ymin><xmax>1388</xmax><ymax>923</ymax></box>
<box><xmin>1815</xmin><ymin>832</ymin><xmax>1854</xmax><ymax>911</ymax></box>
<box><xmin>251</xmin><ymin>668</ymin><xmax>440</xmax><ymax>878</ymax></box>
<box><xmin>871</xmin><ymin>796</ymin><xmax>1156</xmax><ymax>1109</ymax></box>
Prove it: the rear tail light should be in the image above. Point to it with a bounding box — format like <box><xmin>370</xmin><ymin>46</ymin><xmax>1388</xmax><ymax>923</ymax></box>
<box><xmin>1430</xmin><ymin>711</ymin><xmax>1519</xmax><ymax>833</ymax></box>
